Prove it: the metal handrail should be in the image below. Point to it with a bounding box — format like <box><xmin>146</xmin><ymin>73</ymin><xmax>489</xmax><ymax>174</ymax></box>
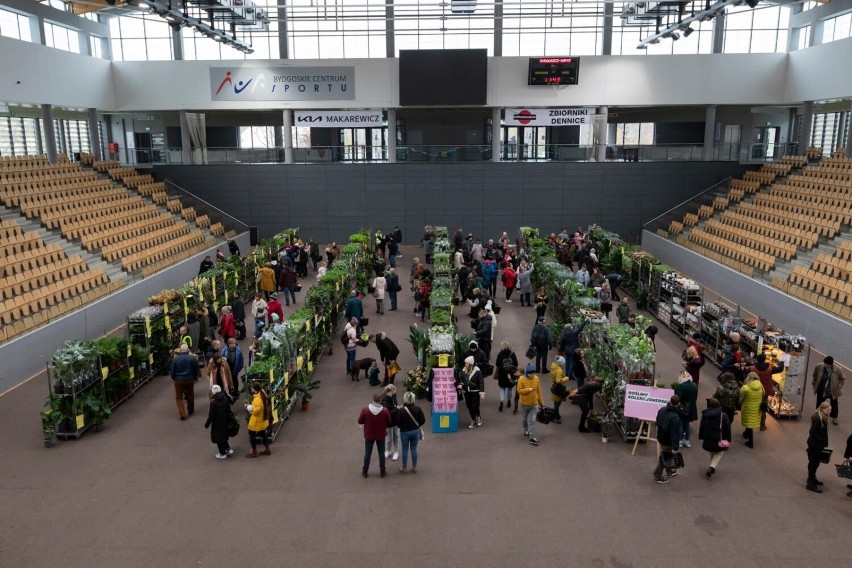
<box><xmin>163</xmin><ymin>179</ymin><xmax>250</xmax><ymax>235</ymax></box>
<box><xmin>642</xmin><ymin>176</ymin><xmax>732</xmax><ymax>234</ymax></box>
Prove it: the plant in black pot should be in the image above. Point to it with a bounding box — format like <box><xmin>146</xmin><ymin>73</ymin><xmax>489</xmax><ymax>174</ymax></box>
<box><xmin>292</xmin><ymin>372</ymin><xmax>321</xmax><ymax>411</ymax></box>
<box><xmin>80</xmin><ymin>388</ymin><xmax>111</xmax><ymax>432</ymax></box>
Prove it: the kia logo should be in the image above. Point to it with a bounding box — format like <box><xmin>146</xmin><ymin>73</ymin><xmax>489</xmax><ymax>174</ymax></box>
<box><xmin>297</xmin><ymin>116</ymin><xmax>323</xmax><ymax>123</ymax></box>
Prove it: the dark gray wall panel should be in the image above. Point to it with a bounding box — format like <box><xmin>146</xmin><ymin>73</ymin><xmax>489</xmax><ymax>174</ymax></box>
<box><xmin>155</xmin><ymin>162</ymin><xmax>748</xmax><ymax>245</ymax></box>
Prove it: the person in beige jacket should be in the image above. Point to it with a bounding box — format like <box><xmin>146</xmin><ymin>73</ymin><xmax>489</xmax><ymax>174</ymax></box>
<box><xmin>812</xmin><ymin>356</ymin><xmax>845</xmax><ymax>425</ymax></box>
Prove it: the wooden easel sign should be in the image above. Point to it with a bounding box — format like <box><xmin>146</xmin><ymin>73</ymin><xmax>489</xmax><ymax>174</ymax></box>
<box><xmin>624</xmin><ymin>384</ymin><xmax>674</xmax><ymax>456</ymax></box>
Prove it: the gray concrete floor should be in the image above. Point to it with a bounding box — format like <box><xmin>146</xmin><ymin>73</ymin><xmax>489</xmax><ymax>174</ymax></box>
<box><xmin>1</xmin><ymin>246</ymin><xmax>849</xmax><ymax>567</ymax></box>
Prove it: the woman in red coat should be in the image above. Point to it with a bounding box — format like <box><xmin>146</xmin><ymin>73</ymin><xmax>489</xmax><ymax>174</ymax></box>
<box><xmin>501</xmin><ymin>262</ymin><xmax>517</xmax><ymax>303</ymax></box>
<box><xmin>219</xmin><ymin>306</ymin><xmax>236</xmax><ymax>342</ymax></box>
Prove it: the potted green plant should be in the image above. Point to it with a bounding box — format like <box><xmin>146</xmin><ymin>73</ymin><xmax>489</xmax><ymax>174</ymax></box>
<box><xmin>292</xmin><ymin>372</ymin><xmax>321</xmax><ymax>411</ymax></box>
<box><xmin>40</xmin><ymin>395</ymin><xmax>63</xmax><ymax>448</ymax></box>
<box><xmin>80</xmin><ymin>389</ymin><xmax>111</xmax><ymax>432</ymax></box>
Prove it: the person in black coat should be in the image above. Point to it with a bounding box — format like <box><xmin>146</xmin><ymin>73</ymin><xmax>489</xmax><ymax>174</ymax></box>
<box><xmin>494</xmin><ymin>342</ymin><xmax>518</xmax><ymax>412</ymax></box>
<box><xmin>698</xmin><ymin>398</ymin><xmax>732</xmax><ymax>478</ymax></box>
<box><xmin>204</xmin><ymin>385</ymin><xmax>234</xmax><ymax>459</ymax></box>
<box><xmin>845</xmin><ymin>434</ymin><xmax>852</xmax><ymax>498</ymax></box>
<box><xmin>231</xmin><ymin>293</ymin><xmax>246</xmax><ymax>339</ymax></box>
<box><xmin>558</xmin><ymin>320</ymin><xmax>587</xmax><ymax>379</ymax></box>
<box><xmin>206</xmin><ymin>303</ymin><xmax>218</xmax><ymax>341</ymax></box>
<box><xmin>575</xmin><ymin>377</ymin><xmax>602</xmax><ymax>433</ymax></box>
<box><xmin>806</xmin><ymin>401</ymin><xmax>831</xmax><ymax>493</ymax></box>
<box><xmin>395</xmin><ymin>391</ymin><xmax>426</xmax><ymax>473</ymax></box>
<box><xmin>530</xmin><ymin>317</ymin><xmax>553</xmax><ymax>374</ymax></box>
<box><xmin>373</xmin><ymin>332</ymin><xmax>401</xmax><ymax>385</ymax></box>
<box><xmin>475</xmin><ymin>310</ymin><xmax>493</xmax><ymax>360</ymax></box>
<box><xmin>461</xmin><ymin>356</ymin><xmax>484</xmax><ymax>428</ymax></box>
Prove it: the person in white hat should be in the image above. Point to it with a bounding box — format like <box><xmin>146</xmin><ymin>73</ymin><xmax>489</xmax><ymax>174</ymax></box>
<box><xmin>204</xmin><ymin>384</ymin><xmax>235</xmax><ymax>459</ymax></box>
<box><xmin>461</xmin><ymin>356</ymin><xmax>484</xmax><ymax>429</ymax></box>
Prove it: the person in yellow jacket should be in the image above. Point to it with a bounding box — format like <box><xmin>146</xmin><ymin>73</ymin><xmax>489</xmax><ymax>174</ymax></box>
<box><xmin>258</xmin><ymin>262</ymin><xmax>277</xmax><ymax>300</ymax></box>
<box><xmin>245</xmin><ymin>382</ymin><xmax>272</xmax><ymax>458</ymax></box>
<box><xmin>517</xmin><ymin>363</ymin><xmax>545</xmax><ymax>446</ymax></box>
<box><xmin>549</xmin><ymin>356</ymin><xmax>569</xmax><ymax>424</ymax></box>
<box><xmin>739</xmin><ymin>372</ymin><xmax>764</xmax><ymax>449</ymax></box>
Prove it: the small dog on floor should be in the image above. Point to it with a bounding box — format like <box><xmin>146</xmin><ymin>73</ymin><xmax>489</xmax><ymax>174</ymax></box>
<box><xmin>351</xmin><ymin>358</ymin><xmax>376</xmax><ymax>381</ymax></box>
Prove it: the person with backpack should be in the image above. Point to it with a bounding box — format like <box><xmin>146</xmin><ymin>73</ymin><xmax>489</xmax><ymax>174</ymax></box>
<box><xmin>653</xmin><ymin>395</ymin><xmax>684</xmax><ymax>484</ymax></box>
<box><xmin>714</xmin><ymin>372</ymin><xmax>740</xmax><ymax>424</ymax></box>
<box><xmin>386</xmin><ymin>268</ymin><xmax>402</xmax><ymax>311</ymax></box>
<box><xmin>244</xmin><ymin>382</ymin><xmax>272</xmax><ymax>458</ymax></box>
<box><xmin>494</xmin><ymin>341</ymin><xmax>518</xmax><ymax>413</ymax></box>
<box><xmin>675</xmin><ymin>371</ymin><xmax>698</xmax><ymax>448</ymax></box>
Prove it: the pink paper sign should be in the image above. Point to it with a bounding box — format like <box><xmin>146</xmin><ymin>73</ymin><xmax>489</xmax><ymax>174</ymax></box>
<box><xmin>623</xmin><ymin>384</ymin><xmax>675</xmax><ymax>421</ymax></box>
<box><xmin>431</xmin><ymin>367</ymin><xmax>458</xmax><ymax>413</ymax></box>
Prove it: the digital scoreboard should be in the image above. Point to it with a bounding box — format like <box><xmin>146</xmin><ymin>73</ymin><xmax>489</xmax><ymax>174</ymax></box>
<box><xmin>528</xmin><ymin>57</ymin><xmax>580</xmax><ymax>86</ymax></box>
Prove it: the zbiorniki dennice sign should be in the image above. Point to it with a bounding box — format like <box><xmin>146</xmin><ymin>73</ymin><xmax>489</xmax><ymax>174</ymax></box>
<box><xmin>210</xmin><ymin>66</ymin><xmax>355</xmax><ymax>101</ymax></box>
<box><xmin>294</xmin><ymin>111</ymin><xmax>383</xmax><ymax>128</ymax></box>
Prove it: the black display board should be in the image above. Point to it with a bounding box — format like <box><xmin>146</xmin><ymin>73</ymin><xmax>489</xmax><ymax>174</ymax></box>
<box><xmin>399</xmin><ymin>49</ymin><xmax>488</xmax><ymax>106</ymax></box>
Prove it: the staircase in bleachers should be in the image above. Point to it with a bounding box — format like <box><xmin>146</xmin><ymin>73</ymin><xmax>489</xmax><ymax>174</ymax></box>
<box><xmin>0</xmin><ymin>154</ymin><xmax>228</xmax><ymax>343</ymax></box>
<box><xmin>659</xmin><ymin>146</ymin><xmax>852</xmax><ymax>323</ymax></box>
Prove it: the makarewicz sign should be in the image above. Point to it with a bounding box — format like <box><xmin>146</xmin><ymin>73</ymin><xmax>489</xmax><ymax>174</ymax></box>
<box><xmin>294</xmin><ymin>111</ymin><xmax>383</xmax><ymax>128</ymax></box>
<box><xmin>210</xmin><ymin>66</ymin><xmax>355</xmax><ymax>101</ymax></box>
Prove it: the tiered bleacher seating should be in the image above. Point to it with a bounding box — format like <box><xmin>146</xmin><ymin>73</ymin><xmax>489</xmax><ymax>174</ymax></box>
<box><xmin>0</xmin><ymin>218</ymin><xmax>121</xmax><ymax>343</ymax></box>
<box><xmin>772</xmin><ymin>241</ymin><xmax>852</xmax><ymax>320</ymax></box>
<box><xmin>0</xmin><ymin>159</ymin><xmax>210</xmax><ymax>276</ymax></box>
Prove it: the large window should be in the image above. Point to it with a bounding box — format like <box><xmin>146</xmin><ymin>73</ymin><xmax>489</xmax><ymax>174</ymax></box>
<box><xmin>0</xmin><ymin>117</ymin><xmax>41</xmax><ymax>156</ymax></box>
<box><xmin>63</xmin><ymin>120</ymin><xmax>90</xmax><ymax>156</ymax></box>
<box><xmin>288</xmin><ymin>0</ymin><xmax>387</xmax><ymax>58</ymax></box>
<box><xmin>239</xmin><ymin>126</ymin><xmax>276</xmax><ymax>148</ymax></box>
<box><xmin>611</xmin><ymin>2</ymin><xmax>714</xmax><ymax>55</ymax></box>
<box><xmin>502</xmin><ymin>1</ymin><xmax>601</xmax><ymax>56</ymax></box>
<box><xmin>44</xmin><ymin>21</ymin><xmax>81</xmax><ymax>53</ymax></box>
<box><xmin>90</xmin><ymin>35</ymin><xmax>104</xmax><ymax>58</ymax></box>
<box><xmin>615</xmin><ymin>123</ymin><xmax>655</xmax><ymax>145</ymax></box>
<box><xmin>822</xmin><ymin>12</ymin><xmax>852</xmax><ymax>44</ymax></box>
<box><xmin>109</xmin><ymin>15</ymin><xmax>173</xmax><ymax>61</ymax></box>
<box><xmin>811</xmin><ymin>113</ymin><xmax>849</xmax><ymax>156</ymax></box>
<box><xmin>723</xmin><ymin>4</ymin><xmax>789</xmax><ymax>54</ymax></box>
<box><xmin>394</xmin><ymin>0</ymin><xmax>493</xmax><ymax>55</ymax></box>
<box><xmin>0</xmin><ymin>8</ymin><xmax>32</xmax><ymax>42</ymax></box>
<box><xmin>182</xmin><ymin>19</ymin><xmax>279</xmax><ymax>61</ymax></box>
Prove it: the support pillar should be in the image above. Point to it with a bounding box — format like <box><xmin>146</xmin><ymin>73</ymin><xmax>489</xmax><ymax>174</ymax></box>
<box><xmin>800</xmin><ymin>100</ymin><xmax>814</xmax><ymax>152</ymax></box>
<box><xmin>41</xmin><ymin>104</ymin><xmax>58</xmax><ymax>164</ymax></box>
<box><xmin>277</xmin><ymin>1</ymin><xmax>289</xmax><ymax>59</ymax></box>
<box><xmin>57</xmin><ymin>119</ymin><xmax>68</xmax><ymax>159</ymax></box>
<box><xmin>491</xmin><ymin>107</ymin><xmax>502</xmax><ymax>163</ymax></box>
<box><xmin>602</xmin><ymin>2</ymin><xmax>614</xmax><ymax>55</ymax></box>
<box><xmin>595</xmin><ymin>106</ymin><xmax>608</xmax><ymax>162</ymax></box>
<box><xmin>703</xmin><ymin>105</ymin><xmax>717</xmax><ymax>161</ymax></box>
<box><xmin>385</xmin><ymin>0</ymin><xmax>395</xmax><ymax>57</ymax></box>
<box><xmin>493</xmin><ymin>0</ymin><xmax>503</xmax><ymax>57</ymax></box>
<box><xmin>179</xmin><ymin>110</ymin><xmax>192</xmax><ymax>165</ymax></box>
<box><xmin>712</xmin><ymin>13</ymin><xmax>725</xmax><ymax>54</ymax></box>
<box><xmin>87</xmin><ymin>108</ymin><xmax>101</xmax><ymax>160</ymax></box>
<box><xmin>274</xmin><ymin>124</ymin><xmax>283</xmax><ymax>161</ymax></box>
<box><xmin>386</xmin><ymin>108</ymin><xmax>397</xmax><ymax>163</ymax></box>
<box><xmin>282</xmin><ymin>109</ymin><xmax>294</xmax><ymax>164</ymax></box>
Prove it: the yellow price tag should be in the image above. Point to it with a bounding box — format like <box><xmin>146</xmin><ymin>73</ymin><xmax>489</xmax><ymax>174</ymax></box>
<box><xmin>148</xmin><ymin>353</ymin><xmax>154</xmax><ymax>365</ymax></box>
<box><xmin>308</xmin><ymin>361</ymin><xmax>313</xmax><ymax>373</ymax></box>
<box><xmin>224</xmin><ymin>289</ymin><xmax>229</xmax><ymax>304</ymax></box>
<box><xmin>305</xmin><ymin>318</ymin><xmax>311</xmax><ymax>332</ymax></box>
<box><xmin>126</xmin><ymin>344</ymin><xmax>132</xmax><ymax>358</ymax></box>
<box><xmin>164</xmin><ymin>313</ymin><xmax>171</xmax><ymax>330</ymax></box>
<box><xmin>129</xmin><ymin>366</ymin><xmax>135</xmax><ymax>379</ymax></box>
<box><xmin>439</xmin><ymin>415</ymin><xmax>449</xmax><ymax>428</ymax></box>
<box><xmin>297</xmin><ymin>356</ymin><xmax>304</xmax><ymax>369</ymax></box>
<box><xmin>144</xmin><ymin>315</ymin><xmax>151</xmax><ymax>339</ymax></box>
<box><xmin>284</xmin><ymin>373</ymin><xmax>290</xmax><ymax>401</ymax></box>
<box><xmin>183</xmin><ymin>297</ymin><xmax>188</xmax><ymax>320</ymax></box>
<box><xmin>315</xmin><ymin>314</ymin><xmax>320</xmax><ymax>325</ymax></box>
<box><xmin>75</xmin><ymin>414</ymin><xmax>85</xmax><ymax>429</ymax></box>
<box><xmin>438</xmin><ymin>354</ymin><xmax>449</xmax><ymax>367</ymax></box>
<box><xmin>269</xmin><ymin>369</ymin><xmax>274</xmax><ymax>383</ymax></box>
<box><xmin>197</xmin><ymin>284</ymin><xmax>204</xmax><ymax>302</ymax></box>
<box><xmin>213</xmin><ymin>301</ymin><xmax>219</xmax><ymax>312</ymax></box>
<box><xmin>272</xmin><ymin>408</ymin><xmax>279</xmax><ymax>424</ymax></box>
<box><xmin>335</xmin><ymin>282</ymin><xmax>340</xmax><ymax>291</ymax></box>
<box><xmin>101</xmin><ymin>367</ymin><xmax>109</xmax><ymax>380</ymax></box>
<box><xmin>212</xmin><ymin>278</ymin><xmax>216</xmax><ymax>298</ymax></box>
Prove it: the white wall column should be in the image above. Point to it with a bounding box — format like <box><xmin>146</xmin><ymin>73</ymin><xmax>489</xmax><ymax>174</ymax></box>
<box><xmin>87</xmin><ymin>108</ymin><xmax>101</xmax><ymax>160</ymax></box>
<box><xmin>703</xmin><ymin>104</ymin><xmax>717</xmax><ymax>161</ymax></box>
<box><xmin>386</xmin><ymin>108</ymin><xmax>397</xmax><ymax>163</ymax></box>
<box><xmin>595</xmin><ymin>106</ymin><xmax>608</xmax><ymax>162</ymax></box>
<box><xmin>41</xmin><ymin>104</ymin><xmax>58</xmax><ymax>164</ymax></box>
<box><xmin>179</xmin><ymin>110</ymin><xmax>192</xmax><ymax>165</ymax></box>
<box><xmin>282</xmin><ymin>109</ymin><xmax>294</xmax><ymax>164</ymax></box>
<box><xmin>491</xmin><ymin>107</ymin><xmax>502</xmax><ymax>163</ymax></box>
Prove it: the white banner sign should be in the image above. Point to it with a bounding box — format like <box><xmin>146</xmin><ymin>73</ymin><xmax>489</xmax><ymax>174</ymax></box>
<box><xmin>210</xmin><ymin>66</ymin><xmax>355</xmax><ymax>101</ymax></box>
<box><xmin>505</xmin><ymin>107</ymin><xmax>592</xmax><ymax>126</ymax></box>
<box><xmin>294</xmin><ymin>110</ymin><xmax>383</xmax><ymax>128</ymax></box>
